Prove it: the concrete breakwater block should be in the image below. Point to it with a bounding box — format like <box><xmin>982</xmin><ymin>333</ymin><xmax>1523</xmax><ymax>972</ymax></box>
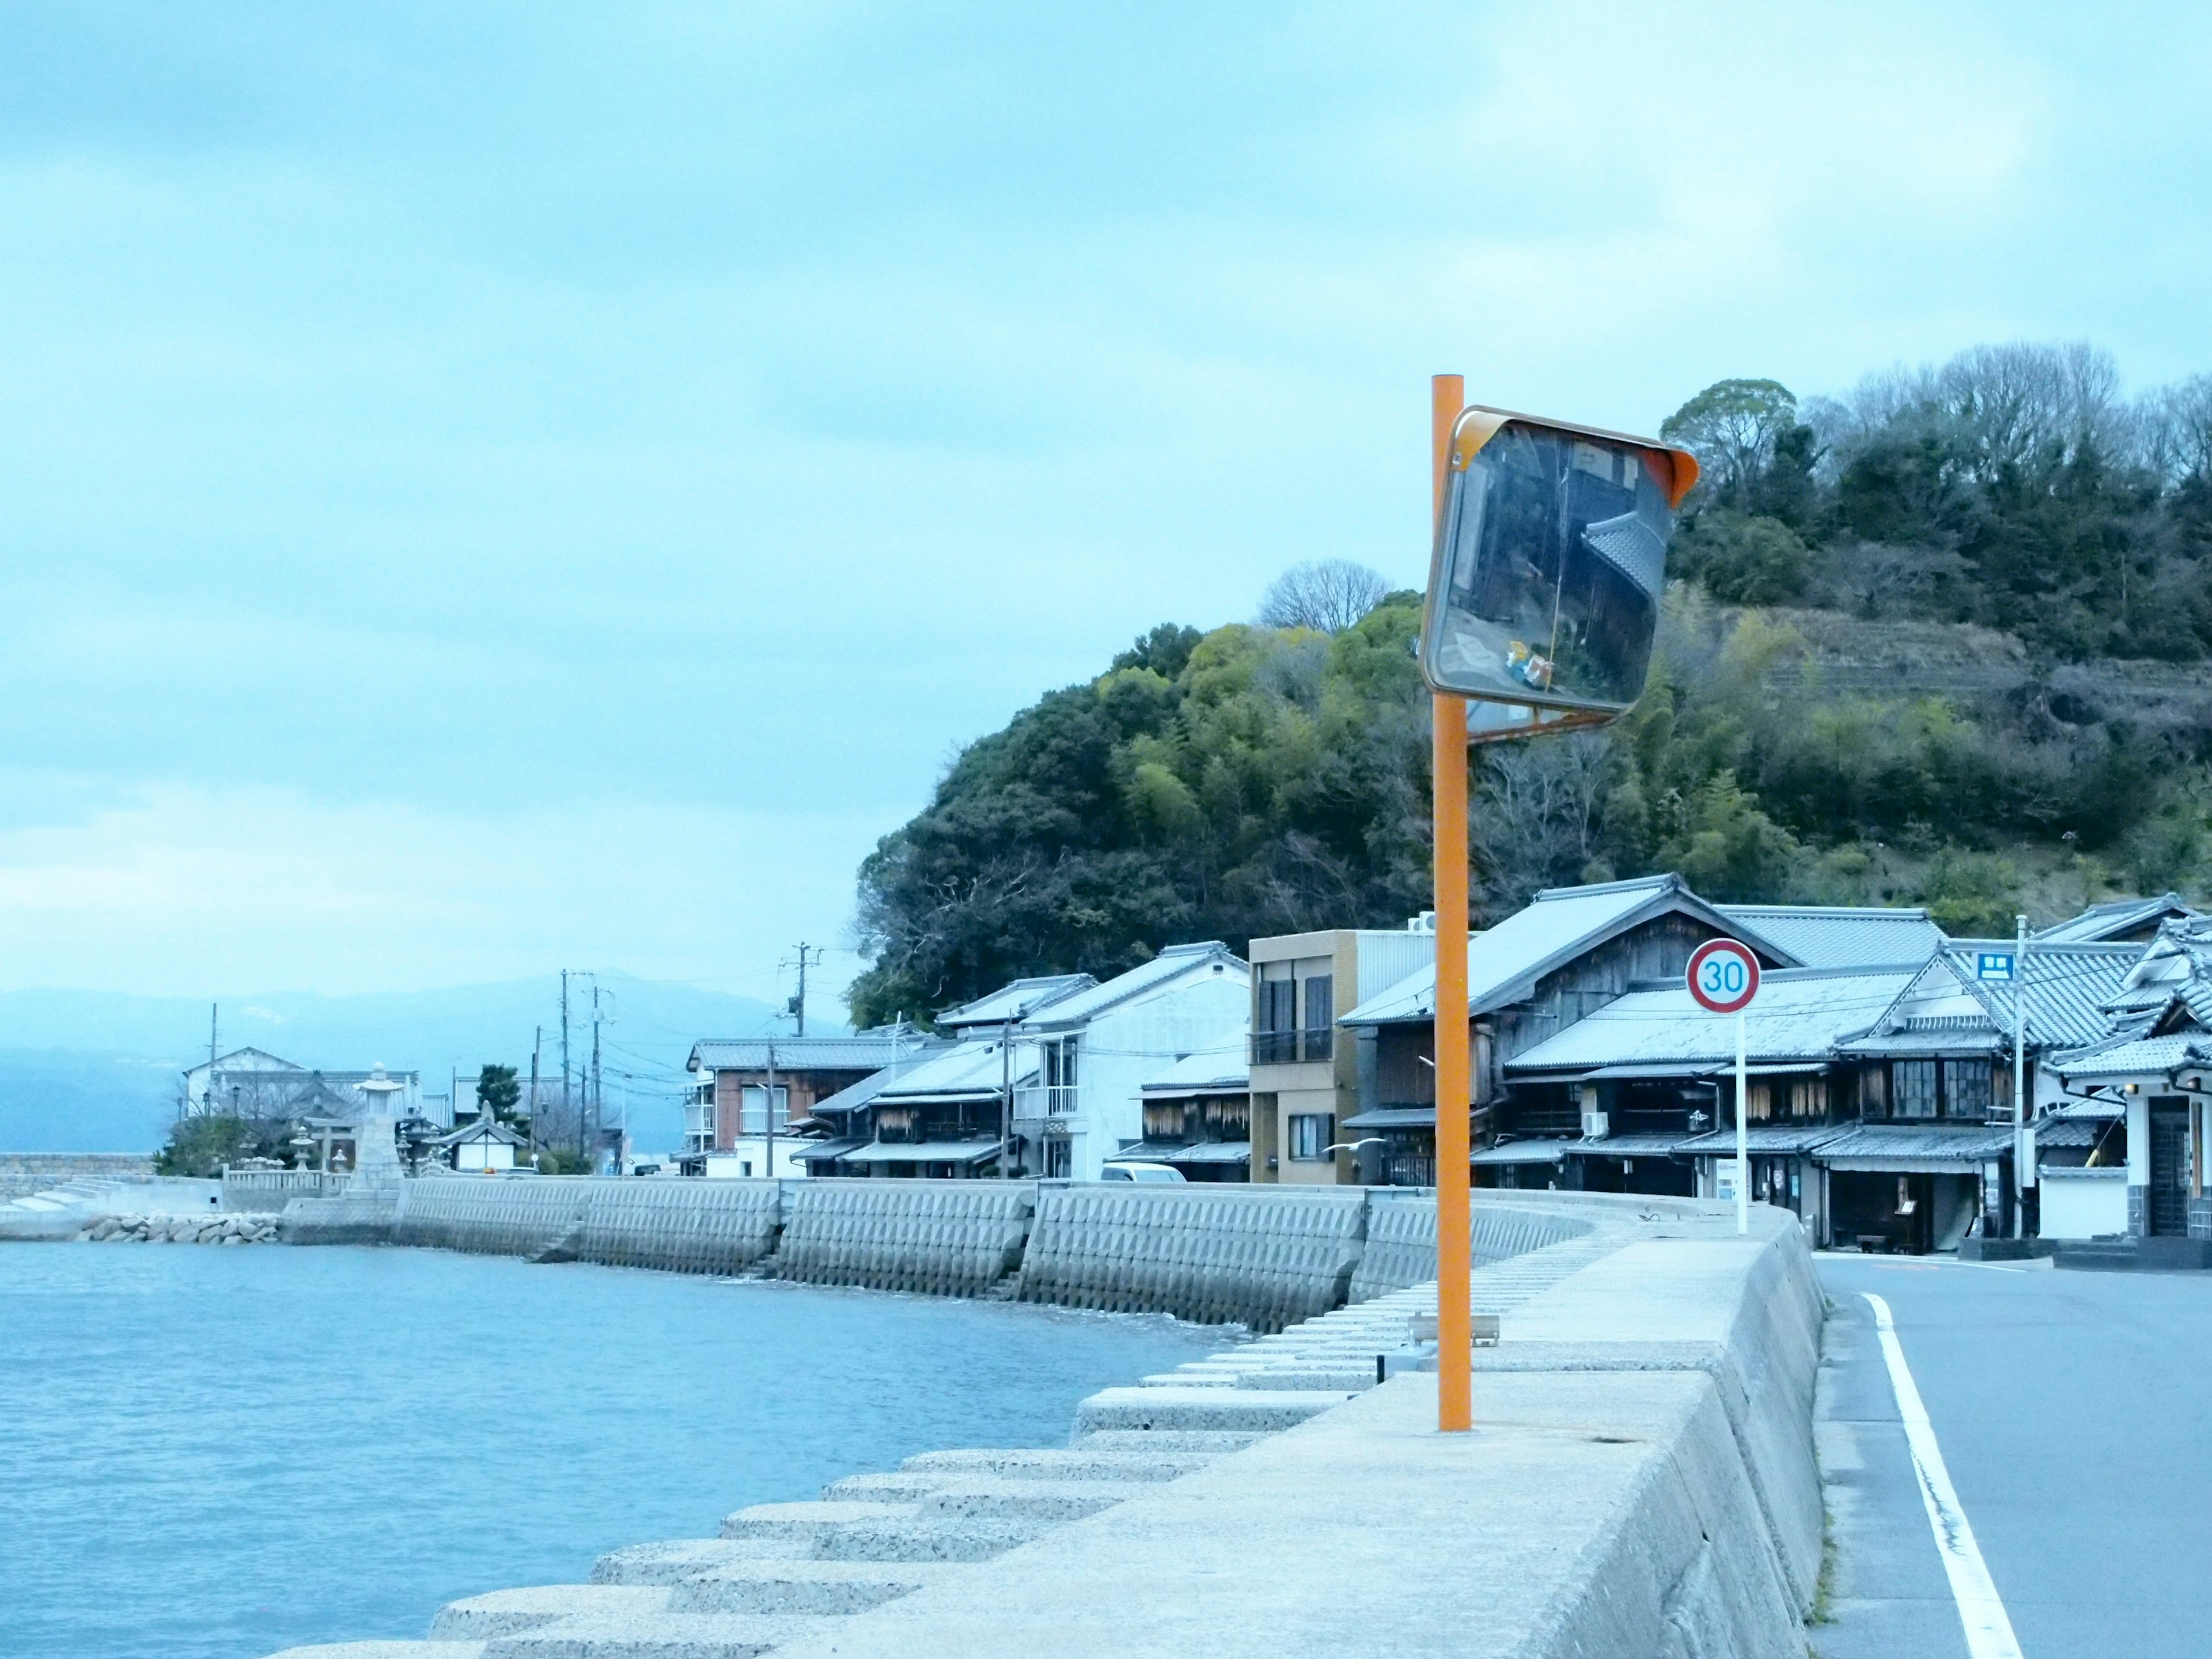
<box><xmin>478</xmin><ymin>1611</ymin><xmax>821</xmax><ymax>1659</ymax></box>
<box><xmin>717</xmin><ymin>1501</ymin><xmax>916</xmax><ymax>1543</ymax></box>
<box><xmin>897</xmin><ymin>1446</ymin><xmax>1217</xmax><ymax>1483</ymax></box>
<box><xmin>432</xmin><ymin>1587</ymin><xmax>671</xmax><ymax>1640</ymax></box>
<box><xmin>805</xmin><ymin>1516</ymin><xmax>1052</xmax><ymax>1562</ymax></box>
<box><xmin>666</xmin><ymin>1562</ymin><xmax>957</xmax><ymax>1616</ymax></box>
<box><xmin>1070</xmin><ymin>1385</ymin><xmax>1353</xmax><ymax>1435</ymax></box>
<box><xmin>1065</xmin><ymin>1429</ymin><xmax>1263</xmax><ymax>1453</ymax></box>
<box><xmin>822</xmin><ymin>1472</ymin><xmax>1138</xmax><ymax>1521</ymax></box>
<box><xmin>262</xmin><ymin>1645</ymin><xmax>486</xmax><ymax>1658</ymax></box>
<box><xmin>589</xmin><ymin>1541</ymin><xmax>800</xmax><ymax>1586</ymax></box>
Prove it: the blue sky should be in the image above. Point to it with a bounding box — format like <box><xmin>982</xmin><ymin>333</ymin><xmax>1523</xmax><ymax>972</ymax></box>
<box><xmin>1</xmin><ymin>2</ymin><xmax>2207</xmax><ymax>1007</ymax></box>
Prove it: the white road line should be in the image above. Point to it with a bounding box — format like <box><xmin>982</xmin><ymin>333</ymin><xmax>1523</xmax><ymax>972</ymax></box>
<box><xmin>1862</xmin><ymin>1291</ymin><xmax>2025</xmax><ymax>1659</ymax></box>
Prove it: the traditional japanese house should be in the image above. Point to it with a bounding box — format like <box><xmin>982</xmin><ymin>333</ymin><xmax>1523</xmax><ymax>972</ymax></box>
<box><xmin>1335</xmin><ymin>876</ymin><xmax>1801</xmax><ymax>1190</ymax></box>
<box><xmin>2046</xmin><ymin>916</ymin><xmax>2212</xmax><ymax>1263</ymax></box>
<box><xmin>1119</xmin><ymin>1034</ymin><xmax>1251</xmax><ymax>1181</ymax></box>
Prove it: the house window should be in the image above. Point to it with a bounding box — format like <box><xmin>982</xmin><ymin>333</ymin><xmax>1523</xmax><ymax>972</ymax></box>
<box><xmin>1895</xmin><ymin>1062</ymin><xmax>1937</xmax><ymax>1120</ymax></box>
<box><xmin>1044</xmin><ymin>1139</ymin><xmax>1071</xmax><ymax>1178</ymax></box>
<box><xmin>1302</xmin><ymin>974</ymin><xmax>1334</xmax><ymax>1063</ymax></box>
<box><xmin>1789</xmin><ymin>1077</ymin><xmax>1828</xmax><ymax>1119</ymax></box>
<box><xmin>1859</xmin><ymin>1065</ymin><xmax>1888</xmax><ymax>1121</ymax></box>
<box><xmin>1287</xmin><ymin>1113</ymin><xmax>1334</xmax><ymax>1160</ymax></box>
<box><xmin>1041</xmin><ymin>1039</ymin><xmax>1080</xmax><ymax>1112</ymax></box>
<box><xmin>1743</xmin><ymin>1081</ymin><xmax>1773</xmax><ymax>1122</ymax></box>
<box><xmin>1253</xmin><ymin>979</ymin><xmax>1297</xmax><ymax>1065</ymax></box>
<box><xmin>1942</xmin><ymin>1059</ymin><xmax>1995</xmax><ymax>1119</ymax></box>
<box><xmin>739</xmin><ymin>1085</ymin><xmax>789</xmax><ymax>1134</ymax></box>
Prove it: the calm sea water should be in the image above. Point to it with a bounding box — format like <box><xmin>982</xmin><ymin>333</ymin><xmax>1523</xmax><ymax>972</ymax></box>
<box><xmin>0</xmin><ymin>1243</ymin><xmax>1226</xmax><ymax>1659</ymax></box>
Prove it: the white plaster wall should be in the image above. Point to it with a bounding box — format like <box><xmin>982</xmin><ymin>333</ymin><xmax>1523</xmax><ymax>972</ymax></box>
<box><xmin>1067</xmin><ymin>968</ymin><xmax>1249</xmax><ymax>1181</ymax></box>
<box><xmin>2039</xmin><ymin>1170</ymin><xmax>2129</xmax><ymax>1239</ymax></box>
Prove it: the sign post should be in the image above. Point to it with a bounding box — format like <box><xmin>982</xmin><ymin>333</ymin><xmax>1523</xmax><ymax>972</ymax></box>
<box><xmin>1687</xmin><ymin>938</ymin><xmax>1761</xmax><ymax>1236</ymax></box>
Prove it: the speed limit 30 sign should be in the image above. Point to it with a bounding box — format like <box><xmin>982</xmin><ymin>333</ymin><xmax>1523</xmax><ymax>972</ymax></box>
<box><xmin>1687</xmin><ymin>937</ymin><xmax>1760</xmax><ymax>1015</ymax></box>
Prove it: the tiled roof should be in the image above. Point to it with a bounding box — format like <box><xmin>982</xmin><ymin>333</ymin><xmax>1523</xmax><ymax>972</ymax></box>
<box><xmin>1505</xmin><ymin>966</ymin><xmax>1919</xmax><ymax>1075</ymax></box>
<box><xmin>688</xmin><ymin>1034</ymin><xmax>926</xmax><ymax>1072</ymax></box>
<box><xmin>1342</xmin><ymin>875</ymin><xmax>1801</xmax><ymax>1028</ymax></box>
<box><xmin>1139</xmin><ymin>1032</ymin><xmax>1248</xmax><ymax>1097</ymax></box>
<box><xmin>806</xmin><ymin>1046</ymin><xmax>959</xmax><ymax>1119</ymax></box>
<box><xmin>2033</xmin><ymin>1118</ymin><xmax>2119</xmax><ymax>1151</ymax></box>
<box><xmin>1022</xmin><ymin>942</ymin><xmax>1245</xmax><ymax>1028</ymax></box>
<box><xmin>1341</xmin><ymin>1107</ymin><xmax>1437</xmax><ymax>1130</ymax></box>
<box><xmin>1938</xmin><ymin>941</ymin><xmax>2141</xmax><ymax>1048</ymax></box>
<box><xmin>937</xmin><ymin>975</ymin><xmax>1096</xmax><ymax>1028</ymax></box>
<box><xmin>1812</xmin><ymin>1123</ymin><xmax>2014</xmax><ymax>1166</ymax></box>
<box><xmin>2034</xmin><ymin>893</ymin><xmax>2199</xmax><ymax>944</ymax></box>
<box><xmin>1563</xmin><ymin>1134</ymin><xmax>1690</xmax><ymax>1158</ymax></box>
<box><xmin>2047</xmin><ymin>1033</ymin><xmax>2212</xmax><ymax>1081</ymax></box>
<box><xmin>1468</xmin><ymin>1140</ymin><xmax>1570</xmax><ymax>1165</ymax></box>
<box><xmin>1678</xmin><ymin>1124</ymin><xmax>1850</xmax><ymax>1155</ymax></box>
<box><xmin>872</xmin><ymin>1038</ymin><xmax>1036</xmax><ymax>1104</ymax></box>
<box><xmin>1718</xmin><ymin>906</ymin><xmax>1946</xmax><ymax>968</ymax></box>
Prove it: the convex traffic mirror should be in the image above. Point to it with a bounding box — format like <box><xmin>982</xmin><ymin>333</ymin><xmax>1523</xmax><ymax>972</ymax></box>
<box><xmin>1419</xmin><ymin>407</ymin><xmax>1699</xmax><ymax>721</ymax></box>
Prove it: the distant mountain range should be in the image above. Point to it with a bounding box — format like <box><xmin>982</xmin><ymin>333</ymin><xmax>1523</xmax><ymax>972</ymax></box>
<box><xmin>0</xmin><ymin>971</ymin><xmax>798</xmax><ymax>1154</ymax></box>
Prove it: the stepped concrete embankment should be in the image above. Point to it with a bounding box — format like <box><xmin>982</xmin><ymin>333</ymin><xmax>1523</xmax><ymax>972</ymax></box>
<box><xmin>260</xmin><ymin>1196</ymin><xmax>1820</xmax><ymax>1659</ymax></box>
<box><xmin>0</xmin><ymin>1172</ymin><xmax>222</xmax><ymax>1238</ymax></box>
<box><xmin>269</xmin><ymin>1173</ymin><xmax>1609</xmax><ymax>1331</ymax></box>
<box><xmin>0</xmin><ymin>1152</ymin><xmax>156</xmax><ymax>1199</ymax></box>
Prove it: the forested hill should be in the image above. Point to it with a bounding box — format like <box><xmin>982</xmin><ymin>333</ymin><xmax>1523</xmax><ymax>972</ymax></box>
<box><xmin>845</xmin><ymin>343</ymin><xmax>2212</xmax><ymax>1028</ymax></box>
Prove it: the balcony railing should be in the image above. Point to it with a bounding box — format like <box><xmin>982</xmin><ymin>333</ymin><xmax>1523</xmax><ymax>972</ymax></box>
<box><xmin>1250</xmin><ymin>1030</ymin><xmax>1333</xmax><ymax>1066</ymax></box>
<box><xmin>1013</xmin><ymin>1085</ymin><xmax>1080</xmax><ymax>1117</ymax></box>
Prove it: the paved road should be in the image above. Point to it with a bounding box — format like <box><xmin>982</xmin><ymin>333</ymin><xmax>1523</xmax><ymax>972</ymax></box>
<box><xmin>1813</xmin><ymin>1252</ymin><xmax>2212</xmax><ymax>1659</ymax></box>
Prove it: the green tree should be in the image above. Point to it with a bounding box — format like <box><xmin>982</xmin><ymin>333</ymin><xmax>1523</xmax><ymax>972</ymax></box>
<box><xmin>1661</xmin><ymin>379</ymin><xmax>1803</xmax><ymax>511</ymax></box>
<box><xmin>475</xmin><ymin>1063</ymin><xmax>522</xmax><ymax>1121</ymax></box>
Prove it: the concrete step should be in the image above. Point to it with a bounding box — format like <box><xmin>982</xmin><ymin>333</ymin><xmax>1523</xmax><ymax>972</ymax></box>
<box><xmin>808</xmin><ymin>1514</ymin><xmax>1054</xmax><ymax>1562</ymax></box>
<box><xmin>1067</xmin><ymin>1429</ymin><xmax>1264</xmax><ymax>1454</ymax></box>
<box><xmin>591</xmin><ymin>1540</ymin><xmax>802</xmax><ymax>1585</ymax></box>
<box><xmin>898</xmin><ymin>1447</ymin><xmax>1216</xmax><ymax>1483</ymax></box>
<box><xmin>717</xmin><ymin>1501</ymin><xmax>915</xmax><ymax>1543</ymax></box>
<box><xmin>432</xmin><ymin>1586</ymin><xmax>669</xmax><ymax>1641</ymax></box>
<box><xmin>479</xmin><ymin>1611</ymin><xmax>818</xmax><ymax>1658</ymax></box>
<box><xmin>1071</xmin><ymin>1387</ymin><xmax>1354</xmax><ymax>1436</ymax></box>
<box><xmin>823</xmin><ymin>1472</ymin><xmax>1140</xmax><ymax>1520</ymax></box>
<box><xmin>666</xmin><ymin>1561</ymin><xmax>957</xmax><ymax>1616</ymax></box>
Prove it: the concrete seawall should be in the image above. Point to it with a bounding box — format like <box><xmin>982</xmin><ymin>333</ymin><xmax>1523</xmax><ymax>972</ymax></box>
<box><xmin>262</xmin><ymin>1196</ymin><xmax>1821</xmax><ymax>1659</ymax></box>
<box><xmin>270</xmin><ymin>1175</ymin><xmax>1602</xmax><ymax>1332</ymax></box>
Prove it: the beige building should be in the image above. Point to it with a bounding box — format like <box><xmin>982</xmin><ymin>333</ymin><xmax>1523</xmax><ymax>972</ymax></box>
<box><xmin>1249</xmin><ymin>927</ymin><xmax>1434</xmax><ymax>1184</ymax></box>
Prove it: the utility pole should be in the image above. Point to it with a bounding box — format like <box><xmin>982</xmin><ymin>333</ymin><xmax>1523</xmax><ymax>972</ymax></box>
<box><xmin>591</xmin><ymin>980</ymin><xmax>604</xmax><ymax>1175</ymax></box>
<box><xmin>529</xmin><ymin>1027</ymin><xmax>542</xmax><ymax>1168</ymax></box>
<box><xmin>785</xmin><ymin>942</ymin><xmax>823</xmax><ymax>1036</ymax></box>
<box><xmin>1000</xmin><ymin>1016</ymin><xmax>1014</xmax><ymax>1179</ymax></box>
<box><xmin>2014</xmin><ymin>914</ymin><xmax>2032</xmax><ymax>1240</ymax></box>
<box><xmin>204</xmin><ymin>1002</ymin><xmax>219</xmax><ymax>1116</ymax></box>
<box><xmin>560</xmin><ymin>971</ymin><xmax>573</xmax><ymax>1161</ymax></box>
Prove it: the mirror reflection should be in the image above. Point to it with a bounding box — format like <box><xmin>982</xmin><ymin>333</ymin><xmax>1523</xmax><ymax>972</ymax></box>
<box><xmin>1423</xmin><ymin>421</ymin><xmax>1681</xmax><ymax>712</ymax></box>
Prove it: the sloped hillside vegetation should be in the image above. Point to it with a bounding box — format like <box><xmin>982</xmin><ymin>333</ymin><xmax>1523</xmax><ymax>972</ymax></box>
<box><xmin>849</xmin><ymin>344</ymin><xmax>2212</xmax><ymax>1024</ymax></box>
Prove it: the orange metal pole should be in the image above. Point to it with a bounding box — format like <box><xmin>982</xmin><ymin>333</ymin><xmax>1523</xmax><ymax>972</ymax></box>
<box><xmin>1430</xmin><ymin>372</ymin><xmax>1472</xmax><ymax>1433</ymax></box>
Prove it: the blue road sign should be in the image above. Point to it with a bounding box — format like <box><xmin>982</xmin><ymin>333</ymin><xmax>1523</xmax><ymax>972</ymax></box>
<box><xmin>1976</xmin><ymin>951</ymin><xmax>2016</xmax><ymax>983</ymax></box>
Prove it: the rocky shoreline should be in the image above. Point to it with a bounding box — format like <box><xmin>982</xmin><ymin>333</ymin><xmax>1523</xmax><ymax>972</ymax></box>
<box><xmin>84</xmin><ymin>1212</ymin><xmax>282</xmax><ymax>1244</ymax></box>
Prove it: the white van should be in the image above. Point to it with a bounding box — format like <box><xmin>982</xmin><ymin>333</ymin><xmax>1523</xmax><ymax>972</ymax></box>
<box><xmin>1100</xmin><ymin>1161</ymin><xmax>1185</xmax><ymax>1184</ymax></box>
